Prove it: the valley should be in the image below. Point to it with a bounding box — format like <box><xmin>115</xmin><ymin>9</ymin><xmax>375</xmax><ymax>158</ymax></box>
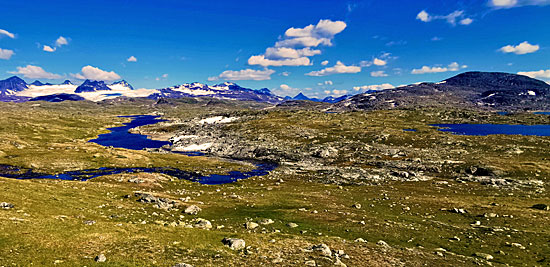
<box><xmin>0</xmin><ymin>99</ymin><xmax>548</xmax><ymax>266</ymax></box>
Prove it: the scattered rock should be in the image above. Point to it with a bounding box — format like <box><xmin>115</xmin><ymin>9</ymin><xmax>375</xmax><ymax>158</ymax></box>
<box><xmin>334</xmin><ymin>258</ymin><xmax>347</xmax><ymax>267</ymax></box>
<box><xmin>377</xmin><ymin>240</ymin><xmax>390</xmax><ymax>248</ymax></box>
<box><xmin>94</xmin><ymin>254</ymin><xmax>107</xmax><ymax>262</ymax></box>
<box><xmin>244</xmin><ymin>221</ymin><xmax>259</xmax><ymax>230</ymax></box>
<box><xmin>0</xmin><ymin>202</ymin><xmax>14</xmax><ymax>209</ymax></box>
<box><xmin>194</xmin><ymin>218</ymin><xmax>212</xmax><ymax>229</ymax></box>
<box><xmin>184</xmin><ymin>205</ymin><xmax>201</xmax><ymax>215</ymax></box>
<box><xmin>532</xmin><ymin>204</ymin><xmax>549</xmax><ymax>211</ymax></box>
<box><xmin>354</xmin><ymin>238</ymin><xmax>367</xmax><ymax>243</ymax></box>
<box><xmin>222</xmin><ymin>237</ymin><xmax>246</xmax><ymax>250</ymax></box>
<box><xmin>474</xmin><ymin>252</ymin><xmax>493</xmax><ymax>261</ymax></box>
<box><xmin>83</xmin><ymin>220</ymin><xmax>96</xmax><ymax>225</ymax></box>
<box><xmin>286</xmin><ymin>222</ymin><xmax>298</xmax><ymax>228</ymax></box>
<box><xmin>127</xmin><ymin>178</ymin><xmax>144</xmax><ymax>184</ymax></box>
<box><xmin>449</xmin><ymin>208</ymin><xmax>467</xmax><ymax>214</ymax></box>
<box><xmin>258</xmin><ymin>218</ymin><xmax>274</xmax><ymax>225</ymax></box>
<box><xmin>310</xmin><ymin>243</ymin><xmax>332</xmax><ymax>257</ymax></box>
<box><xmin>172</xmin><ymin>263</ymin><xmax>193</xmax><ymax>267</ymax></box>
<box><xmin>352</xmin><ymin>203</ymin><xmax>362</xmax><ymax>209</ymax></box>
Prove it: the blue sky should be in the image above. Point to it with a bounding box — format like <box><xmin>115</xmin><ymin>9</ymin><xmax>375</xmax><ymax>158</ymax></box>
<box><xmin>0</xmin><ymin>0</ymin><xmax>549</xmax><ymax>97</ymax></box>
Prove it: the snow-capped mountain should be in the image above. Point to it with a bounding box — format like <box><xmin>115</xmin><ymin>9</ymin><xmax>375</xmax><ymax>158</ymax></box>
<box><xmin>149</xmin><ymin>82</ymin><xmax>282</xmax><ymax>103</ymax></box>
<box><xmin>61</xmin><ymin>80</ymin><xmax>73</xmax><ymax>85</ymax></box>
<box><xmin>0</xmin><ymin>76</ymin><xmax>28</xmax><ymax>95</ymax></box>
<box><xmin>109</xmin><ymin>80</ymin><xmax>134</xmax><ymax>90</ymax></box>
<box><xmin>74</xmin><ymin>80</ymin><xmax>112</xmax><ymax>93</ymax></box>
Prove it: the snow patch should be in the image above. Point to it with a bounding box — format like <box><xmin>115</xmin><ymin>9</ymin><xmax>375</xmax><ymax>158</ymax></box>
<box><xmin>174</xmin><ymin>143</ymin><xmax>212</xmax><ymax>151</ymax></box>
<box><xmin>528</xmin><ymin>90</ymin><xmax>536</xmax><ymax>96</ymax></box>
<box><xmin>199</xmin><ymin>116</ymin><xmax>238</xmax><ymax>124</ymax></box>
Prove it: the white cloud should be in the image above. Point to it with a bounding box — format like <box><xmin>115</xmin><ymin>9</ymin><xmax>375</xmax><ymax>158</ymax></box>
<box><xmin>10</xmin><ymin>65</ymin><xmax>62</xmax><ymax>79</ymax></box>
<box><xmin>281</xmin><ymin>71</ymin><xmax>290</xmax><ymax>76</ymax></box>
<box><xmin>272</xmin><ymin>84</ymin><xmax>303</xmax><ymax>96</ymax></box>
<box><xmin>517</xmin><ymin>69</ymin><xmax>550</xmax><ymax>79</ymax></box>
<box><xmin>208</xmin><ymin>68</ymin><xmax>275</xmax><ymax>81</ymax></box>
<box><xmin>264</xmin><ymin>47</ymin><xmax>321</xmax><ymax>59</ymax></box>
<box><xmin>43</xmin><ymin>45</ymin><xmax>56</xmax><ymax>52</ymax></box>
<box><xmin>305</xmin><ymin>61</ymin><xmax>361</xmax><ymax>76</ymax></box>
<box><xmin>330</xmin><ymin>89</ymin><xmax>348</xmax><ymax>96</ymax></box>
<box><xmin>489</xmin><ymin>0</ymin><xmax>550</xmax><ymax>8</ymax></box>
<box><xmin>248</xmin><ymin>55</ymin><xmax>311</xmax><ymax>67</ymax></box>
<box><xmin>411</xmin><ymin>62</ymin><xmax>466</xmax><ymax>74</ymax></box>
<box><xmin>0</xmin><ymin>29</ymin><xmax>15</xmax><ymax>39</ymax></box>
<box><xmin>321</xmin><ymin>60</ymin><xmax>329</xmax><ymax>66</ymax></box>
<box><xmin>162</xmin><ymin>73</ymin><xmax>168</xmax><ymax>78</ymax></box>
<box><xmin>71</xmin><ymin>65</ymin><xmax>121</xmax><ymax>81</ymax></box>
<box><xmin>248</xmin><ymin>19</ymin><xmax>346</xmax><ymax>67</ymax></box>
<box><xmin>371</xmin><ymin>70</ymin><xmax>388</xmax><ymax>77</ymax></box>
<box><xmin>55</xmin><ymin>36</ymin><xmax>68</xmax><ymax>47</ymax></box>
<box><xmin>373</xmin><ymin>58</ymin><xmax>387</xmax><ymax>66</ymax></box>
<box><xmin>127</xmin><ymin>56</ymin><xmax>138</xmax><ymax>62</ymax></box>
<box><xmin>459</xmin><ymin>18</ymin><xmax>474</xmax><ymax>25</ymax></box>
<box><xmin>353</xmin><ymin>83</ymin><xmax>394</xmax><ymax>91</ymax></box>
<box><xmin>499</xmin><ymin>41</ymin><xmax>539</xmax><ymax>55</ymax></box>
<box><xmin>0</xmin><ymin>48</ymin><xmax>14</xmax><ymax>60</ymax></box>
<box><xmin>416</xmin><ymin>10</ymin><xmax>431</xmax><ymax>22</ymax></box>
<box><xmin>318</xmin><ymin>80</ymin><xmax>333</xmax><ymax>86</ymax></box>
<box><xmin>416</xmin><ymin>10</ymin><xmax>471</xmax><ymax>26</ymax></box>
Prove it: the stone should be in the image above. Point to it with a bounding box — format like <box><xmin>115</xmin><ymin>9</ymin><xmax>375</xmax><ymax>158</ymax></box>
<box><xmin>222</xmin><ymin>237</ymin><xmax>246</xmax><ymax>250</ymax></box>
<box><xmin>184</xmin><ymin>205</ymin><xmax>201</xmax><ymax>215</ymax></box>
<box><xmin>286</xmin><ymin>222</ymin><xmax>298</xmax><ymax>228</ymax></box>
<box><xmin>83</xmin><ymin>220</ymin><xmax>96</xmax><ymax>225</ymax></box>
<box><xmin>258</xmin><ymin>218</ymin><xmax>274</xmax><ymax>225</ymax></box>
<box><xmin>94</xmin><ymin>254</ymin><xmax>107</xmax><ymax>262</ymax></box>
<box><xmin>311</xmin><ymin>243</ymin><xmax>332</xmax><ymax>257</ymax></box>
<box><xmin>0</xmin><ymin>202</ymin><xmax>14</xmax><ymax>209</ymax></box>
<box><xmin>354</xmin><ymin>238</ymin><xmax>367</xmax><ymax>243</ymax></box>
<box><xmin>474</xmin><ymin>252</ymin><xmax>493</xmax><ymax>260</ymax></box>
<box><xmin>449</xmin><ymin>208</ymin><xmax>467</xmax><ymax>214</ymax></box>
<box><xmin>172</xmin><ymin>264</ymin><xmax>193</xmax><ymax>267</ymax></box>
<box><xmin>194</xmin><ymin>218</ymin><xmax>212</xmax><ymax>229</ymax></box>
<box><xmin>531</xmin><ymin>204</ymin><xmax>549</xmax><ymax>211</ymax></box>
<box><xmin>334</xmin><ymin>258</ymin><xmax>347</xmax><ymax>267</ymax></box>
<box><xmin>352</xmin><ymin>203</ymin><xmax>361</xmax><ymax>209</ymax></box>
<box><xmin>244</xmin><ymin>221</ymin><xmax>259</xmax><ymax>230</ymax></box>
<box><xmin>377</xmin><ymin>240</ymin><xmax>390</xmax><ymax>247</ymax></box>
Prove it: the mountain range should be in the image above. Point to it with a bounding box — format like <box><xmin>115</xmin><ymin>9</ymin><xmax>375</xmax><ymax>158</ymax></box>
<box><xmin>1</xmin><ymin>72</ymin><xmax>549</xmax><ymax>111</ymax></box>
<box><xmin>335</xmin><ymin>72</ymin><xmax>550</xmax><ymax>111</ymax></box>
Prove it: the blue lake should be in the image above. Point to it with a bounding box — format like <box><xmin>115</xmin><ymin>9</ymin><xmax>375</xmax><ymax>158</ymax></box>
<box><xmin>431</xmin><ymin>124</ymin><xmax>550</xmax><ymax>136</ymax></box>
<box><xmin>1</xmin><ymin>115</ymin><xmax>277</xmax><ymax>185</ymax></box>
<box><xmin>534</xmin><ymin>112</ymin><xmax>550</xmax><ymax>115</ymax></box>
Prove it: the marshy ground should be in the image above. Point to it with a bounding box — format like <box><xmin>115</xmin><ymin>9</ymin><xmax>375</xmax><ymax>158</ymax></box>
<box><xmin>0</xmin><ymin>99</ymin><xmax>548</xmax><ymax>266</ymax></box>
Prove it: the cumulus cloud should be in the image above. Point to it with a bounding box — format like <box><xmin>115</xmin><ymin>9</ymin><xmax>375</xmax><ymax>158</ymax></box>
<box><xmin>360</xmin><ymin>54</ymin><xmax>394</xmax><ymax>67</ymax></box>
<box><xmin>490</xmin><ymin>0</ymin><xmax>550</xmax><ymax>8</ymax></box>
<box><xmin>43</xmin><ymin>45</ymin><xmax>56</xmax><ymax>52</ymax></box>
<box><xmin>0</xmin><ymin>29</ymin><xmax>15</xmax><ymax>39</ymax></box>
<box><xmin>10</xmin><ymin>65</ymin><xmax>62</xmax><ymax>79</ymax></box>
<box><xmin>248</xmin><ymin>55</ymin><xmax>311</xmax><ymax>67</ymax></box>
<box><xmin>317</xmin><ymin>80</ymin><xmax>333</xmax><ymax>86</ymax></box>
<box><xmin>353</xmin><ymin>83</ymin><xmax>395</xmax><ymax>92</ymax></box>
<box><xmin>127</xmin><ymin>56</ymin><xmax>138</xmax><ymax>62</ymax></box>
<box><xmin>71</xmin><ymin>65</ymin><xmax>121</xmax><ymax>81</ymax></box>
<box><xmin>329</xmin><ymin>89</ymin><xmax>348</xmax><ymax>96</ymax></box>
<box><xmin>0</xmin><ymin>48</ymin><xmax>14</xmax><ymax>60</ymax></box>
<box><xmin>208</xmin><ymin>68</ymin><xmax>275</xmax><ymax>81</ymax></box>
<box><xmin>373</xmin><ymin>58</ymin><xmax>387</xmax><ymax>66</ymax></box>
<box><xmin>55</xmin><ymin>36</ymin><xmax>68</xmax><ymax>47</ymax></box>
<box><xmin>305</xmin><ymin>61</ymin><xmax>361</xmax><ymax>76</ymax></box>
<box><xmin>459</xmin><ymin>18</ymin><xmax>474</xmax><ymax>25</ymax></box>
<box><xmin>321</xmin><ymin>60</ymin><xmax>329</xmax><ymax>66</ymax></box>
<box><xmin>248</xmin><ymin>19</ymin><xmax>346</xmax><ymax>67</ymax></box>
<box><xmin>416</xmin><ymin>10</ymin><xmax>472</xmax><ymax>26</ymax></box>
<box><xmin>411</xmin><ymin>62</ymin><xmax>466</xmax><ymax>74</ymax></box>
<box><xmin>371</xmin><ymin>70</ymin><xmax>388</xmax><ymax>77</ymax></box>
<box><xmin>499</xmin><ymin>41</ymin><xmax>539</xmax><ymax>54</ymax></box>
<box><xmin>517</xmin><ymin>69</ymin><xmax>550</xmax><ymax>79</ymax></box>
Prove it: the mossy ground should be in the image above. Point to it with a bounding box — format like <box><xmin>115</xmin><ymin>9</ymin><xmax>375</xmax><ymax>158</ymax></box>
<box><xmin>0</xmin><ymin>100</ymin><xmax>548</xmax><ymax>266</ymax></box>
